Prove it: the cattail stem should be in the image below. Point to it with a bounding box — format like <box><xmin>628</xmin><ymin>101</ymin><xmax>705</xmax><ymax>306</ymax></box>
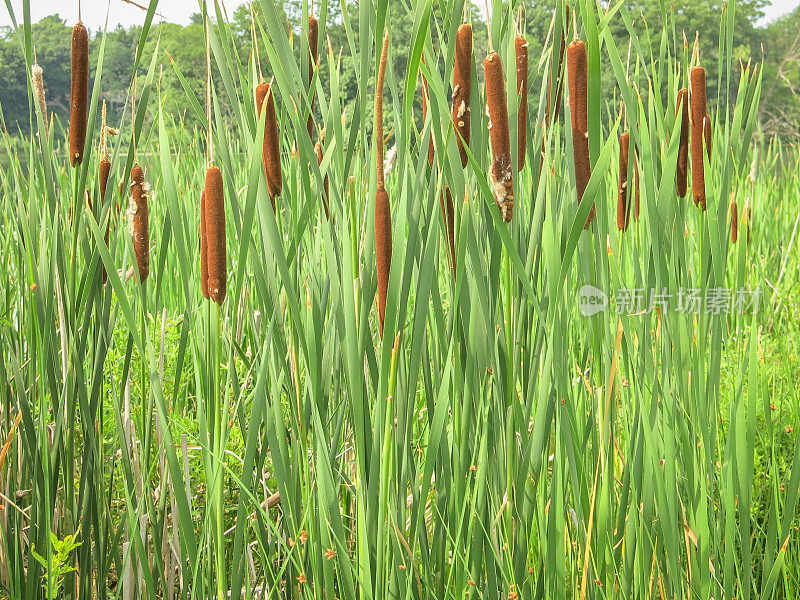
<box><xmin>375</xmin><ymin>31</ymin><xmax>391</xmax><ymax>335</ymax></box>
<box><xmin>617</xmin><ymin>132</ymin><xmax>630</xmax><ymax>231</ymax></box>
<box><xmin>484</xmin><ymin>52</ymin><xmax>514</xmax><ymax>222</ymax></box>
<box><xmin>691</xmin><ymin>64</ymin><xmax>707</xmax><ymax>210</ymax></box>
<box><xmin>452</xmin><ymin>23</ymin><xmax>472</xmax><ymax>168</ymax></box>
<box><xmin>515</xmin><ymin>34</ymin><xmax>528</xmax><ymax>170</ymax></box>
<box><xmin>567</xmin><ymin>38</ymin><xmax>594</xmax><ymax>227</ymax></box>
<box><xmin>205</xmin><ymin>166</ymin><xmax>226</xmax><ymax>304</ymax></box>
<box><xmin>70</xmin><ymin>22</ymin><xmax>88</xmax><ymax>167</ymax></box>
<box><xmin>676</xmin><ymin>88</ymin><xmax>689</xmax><ymax>197</ymax></box>
<box><xmin>130</xmin><ymin>165</ymin><xmax>149</xmax><ymax>283</ymax></box>
<box><xmin>257</xmin><ymin>81</ymin><xmax>282</xmax><ymax>209</ymax></box>
<box><xmin>307</xmin><ymin>15</ymin><xmax>318</xmax><ymax>138</ymax></box>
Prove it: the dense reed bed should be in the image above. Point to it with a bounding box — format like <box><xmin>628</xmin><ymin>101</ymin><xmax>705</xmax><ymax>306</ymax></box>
<box><xmin>0</xmin><ymin>2</ymin><xmax>795</xmax><ymax>600</ymax></box>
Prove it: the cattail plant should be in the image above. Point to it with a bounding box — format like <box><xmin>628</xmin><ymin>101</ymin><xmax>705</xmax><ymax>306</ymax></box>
<box><xmin>676</xmin><ymin>88</ymin><xmax>689</xmax><ymax>197</ymax></box>
<box><xmin>31</xmin><ymin>62</ymin><xmax>48</xmax><ymax>136</ymax></box>
<box><xmin>440</xmin><ymin>185</ymin><xmax>456</xmax><ymax>273</ymax></box>
<box><xmin>375</xmin><ymin>31</ymin><xmax>392</xmax><ymax>335</ymax></box>
<box><xmin>690</xmin><ymin>57</ymin><xmax>707</xmax><ymax>210</ymax></box>
<box><xmin>484</xmin><ymin>52</ymin><xmax>514</xmax><ymax>222</ymax></box>
<box><xmin>567</xmin><ymin>37</ymin><xmax>594</xmax><ymax>227</ymax></box>
<box><xmin>204</xmin><ymin>167</ymin><xmax>226</xmax><ymax>304</ymax></box>
<box><xmin>70</xmin><ymin>21</ymin><xmax>88</xmax><ymax>166</ymax></box>
<box><xmin>541</xmin><ymin>6</ymin><xmax>570</xmax><ymax>179</ymax></box>
<box><xmin>307</xmin><ymin>15</ymin><xmax>318</xmax><ymax>138</ymax></box>
<box><xmin>617</xmin><ymin>132</ymin><xmax>630</xmax><ymax>231</ymax></box>
<box><xmin>421</xmin><ymin>62</ymin><xmax>435</xmax><ymax>166</ymax></box>
<box><xmin>256</xmin><ymin>81</ymin><xmax>282</xmax><ymax>210</ymax></box>
<box><xmin>99</xmin><ymin>100</ymin><xmax>113</xmax><ymax>283</ymax></box>
<box><xmin>515</xmin><ymin>33</ymin><xmax>528</xmax><ymax>170</ymax></box>
<box><xmin>315</xmin><ymin>133</ymin><xmax>330</xmax><ymax>219</ymax></box>
<box><xmin>547</xmin><ymin>5</ymin><xmax>569</xmax><ymax>121</ymax></box>
<box><xmin>200</xmin><ymin>188</ymin><xmax>209</xmax><ymax>298</ymax></box>
<box><xmin>730</xmin><ymin>198</ymin><xmax>738</xmax><ymax>243</ymax></box>
<box><xmin>129</xmin><ymin>164</ymin><xmax>149</xmax><ymax>283</ymax></box>
<box><xmin>452</xmin><ymin>23</ymin><xmax>472</xmax><ymax>168</ymax></box>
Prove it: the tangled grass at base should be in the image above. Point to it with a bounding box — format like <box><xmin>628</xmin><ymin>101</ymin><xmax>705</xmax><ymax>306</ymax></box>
<box><xmin>1</xmin><ymin>0</ymin><xmax>799</xmax><ymax>598</ymax></box>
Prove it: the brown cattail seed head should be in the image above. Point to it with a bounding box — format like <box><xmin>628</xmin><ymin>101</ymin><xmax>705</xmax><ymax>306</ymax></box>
<box><xmin>567</xmin><ymin>39</ymin><xmax>594</xmax><ymax>227</ymax></box>
<box><xmin>730</xmin><ymin>198</ymin><xmax>738</xmax><ymax>244</ymax></box>
<box><xmin>307</xmin><ymin>16</ymin><xmax>319</xmax><ymax>138</ymax></box>
<box><xmin>484</xmin><ymin>52</ymin><xmax>514</xmax><ymax>222</ymax></box>
<box><xmin>452</xmin><ymin>23</ymin><xmax>472</xmax><ymax>168</ymax></box>
<box><xmin>129</xmin><ymin>165</ymin><xmax>149</xmax><ymax>283</ymax></box>
<box><xmin>690</xmin><ymin>65</ymin><xmax>707</xmax><ymax>210</ymax></box>
<box><xmin>703</xmin><ymin>113</ymin><xmax>712</xmax><ymax>159</ymax></box>
<box><xmin>440</xmin><ymin>185</ymin><xmax>456</xmax><ymax>274</ymax></box>
<box><xmin>205</xmin><ymin>166</ymin><xmax>226</xmax><ymax>304</ymax></box>
<box><xmin>676</xmin><ymin>88</ymin><xmax>689</xmax><ymax>197</ymax></box>
<box><xmin>100</xmin><ymin>159</ymin><xmax>111</xmax><ymax>283</ymax></box>
<box><xmin>70</xmin><ymin>22</ymin><xmax>89</xmax><ymax>167</ymax></box>
<box><xmin>375</xmin><ymin>187</ymin><xmax>392</xmax><ymax>333</ymax></box>
<box><xmin>256</xmin><ymin>82</ymin><xmax>282</xmax><ymax>209</ymax></box>
<box><xmin>375</xmin><ymin>31</ymin><xmax>391</xmax><ymax>335</ymax></box>
<box><xmin>617</xmin><ymin>132</ymin><xmax>630</xmax><ymax>231</ymax></box>
<box><xmin>200</xmin><ymin>188</ymin><xmax>209</xmax><ymax>298</ymax></box>
<box><xmin>515</xmin><ymin>35</ymin><xmax>529</xmax><ymax>170</ymax></box>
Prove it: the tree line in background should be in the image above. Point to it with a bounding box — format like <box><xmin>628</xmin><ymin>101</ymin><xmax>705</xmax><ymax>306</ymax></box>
<box><xmin>1</xmin><ymin>0</ymin><xmax>798</xmax><ymax>140</ymax></box>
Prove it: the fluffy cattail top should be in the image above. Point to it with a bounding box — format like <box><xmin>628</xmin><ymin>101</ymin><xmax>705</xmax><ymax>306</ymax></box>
<box><xmin>375</xmin><ymin>31</ymin><xmax>392</xmax><ymax>335</ymax></box>
<box><xmin>484</xmin><ymin>52</ymin><xmax>514</xmax><ymax>222</ymax></box>
<box><xmin>70</xmin><ymin>22</ymin><xmax>89</xmax><ymax>167</ymax></box>
<box><xmin>676</xmin><ymin>88</ymin><xmax>689</xmax><ymax>198</ymax></box>
<box><xmin>515</xmin><ymin>35</ymin><xmax>529</xmax><ymax>170</ymax></box>
<box><xmin>730</xmin><ymin>198</ymin><xmax>738</xmax><ymax>244</ymax></box>
<box><xmin>256</xmin><ymin>81</ymin><xmax>282</xmax><ymax>208</ymax></box>
<box><xmin>307</xmin><ymin>16</ymin><xmax>319</xmax><ymax>138</ymax></box>
<box><xmin>452</xmin><ymin>23</ymin><xmax>472</xmax><ymax>168</ymax></box>
<box><xmin>690</xmin><ymin>64</ymin><xmax>707</xmax><ymax>210</ymax></box>
<box><xmin>567</xmin><ymin>38</ymin><xmax>594</xmax><ymax>227</ymax></box>
<box><xmin>204</xmin><ymin>166</ymin><xmax>226</xmax><ymax>304</ymax></box>
<box><xmin>31</xmin><ymin>63</ymin><xmax>48</xmax><ymax>136</ymax></box>
<box><xmin>129</xmin><ymin>165</ymin><xmax>149</xmax><ymax>283</ymax></box>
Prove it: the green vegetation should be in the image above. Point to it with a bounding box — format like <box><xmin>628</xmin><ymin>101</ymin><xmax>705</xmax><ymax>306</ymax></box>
<box><xmin>0</xmin><ymin>0</ymin><xmax>798</xmax><ymax>599</ymax></box>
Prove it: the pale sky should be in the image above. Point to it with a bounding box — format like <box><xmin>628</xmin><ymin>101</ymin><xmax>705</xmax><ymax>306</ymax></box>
<box><xmin>0</xmin><ymin>0</ymin><xmax>252</xmax><ymax>31</ymax></box>
<box><xmin>1</xmin><ymin>0</ymin><xmax>799</xmax><ymax>30</ymax></box>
